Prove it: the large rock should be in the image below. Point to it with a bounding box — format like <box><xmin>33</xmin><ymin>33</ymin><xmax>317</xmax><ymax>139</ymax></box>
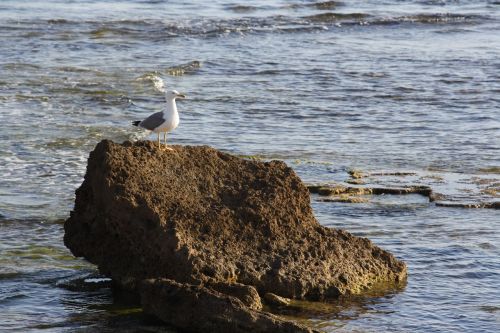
<box><xmin>64</xmin><ymin>140</ymin><xmax>407</xmax><ymax>329</ymax></box>
<box><xmin>140</xmin><ymin>278</ymin><xmax>315</xmax><ymax>333</ymax></box>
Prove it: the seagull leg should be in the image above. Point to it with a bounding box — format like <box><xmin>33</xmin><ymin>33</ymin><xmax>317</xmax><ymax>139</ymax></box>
<box><xmin>163</xmin><ymin>132</ymin><xmax>173</xmax><ymax>151</ymax></box>
<box><xmin>157</xmin><ymin>132</ymin><xmax>160</xmax><ymax>149</ymax></box>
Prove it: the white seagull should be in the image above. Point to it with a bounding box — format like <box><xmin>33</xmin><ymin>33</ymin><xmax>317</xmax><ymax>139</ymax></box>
<box><xmin>132</xmin><ymin>90</ymin><xmax>186</xmax><ymax>150</ymax></box>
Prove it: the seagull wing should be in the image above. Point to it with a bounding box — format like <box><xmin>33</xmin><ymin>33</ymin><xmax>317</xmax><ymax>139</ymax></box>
<box><xmin>139</xmin><ymin>112</ymin><xmax>165</xmax><ymax>130</ymax></box>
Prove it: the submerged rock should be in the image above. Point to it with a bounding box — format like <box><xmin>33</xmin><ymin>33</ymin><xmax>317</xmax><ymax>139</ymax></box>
<box><xmin>166</xmin><ymin>60</ymin><xmax>201</xmax><ymax>76</ymax></box>
<box><xmin>141</xmin><ymin>279</ymin><xmax>314</xmax><ymax>333</ymax></box>
<box><xmin>264</xmin><ymin>292</ymin><xmax>291</xmax><ymax>307</ymax></box>
<box><xmin>308</xmin><ymin>184</ymin><xmax>432</xmax><ymax>198</ymax></box>
<box><xmin>435</xmin><ymin>201</ymin><xmax>499</xmax><ymax>209</ymax></box>
<box><xmin>319</xmin><ymin>195</ymin><xmax>369</xmax><ymax>204</ymax></box>
<box><xmin>207</xmin><ymin>281</ymin><xmax>263</xmax><ymax>310</ymax></box>
<box><xmin>65</xmin><ymin>140</ymin><xmax>407</xmax><ymax>330</ymax></box>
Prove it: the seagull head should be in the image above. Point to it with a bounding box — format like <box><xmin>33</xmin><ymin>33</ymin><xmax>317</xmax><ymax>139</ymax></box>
<box><xmin>166</xmin><ymin>90</ymin><xmax>186</xmax><ymax>101</ymax></box>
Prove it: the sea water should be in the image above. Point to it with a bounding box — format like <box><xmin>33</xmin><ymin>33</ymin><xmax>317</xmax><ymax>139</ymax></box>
<box><xmin>0</xmin><ymin>1</ymin><xmax>499</xmax><ymax>332</ymax></box>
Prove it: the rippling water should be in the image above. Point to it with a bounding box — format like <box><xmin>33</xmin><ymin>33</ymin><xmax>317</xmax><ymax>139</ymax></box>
<box><xmin>1</xmin><ymin>1</ymin><xmax>499</xmax><ymax>332</ymax></box>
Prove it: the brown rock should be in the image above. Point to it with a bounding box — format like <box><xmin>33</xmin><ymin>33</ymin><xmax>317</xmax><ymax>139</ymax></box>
<box><xmin>207</xmin><ymin>281</ymin><xmax>262</xmax><ymax>310</ymax></box>
<box><xmin>264</xmin><ymin>292</ymin><xmax>291</xmax><ymax>307</ymax></box>
<box><xmin>435</xmin><ymin>201</ymin><xmax>500</xmax><ymax>209</ymax></box>
<box><xmin>64</xmin><ymin>140</ymin><xmax>407</xmax><ymax>301</ymax></box>
<box><xmin>320</xmin><ymin>195</ymin><xmax>369</xmax><ymax>204</ymax></box>
<box><xmin>345</xmin><ymin>178</ymin><xmax>365</xmax><ymax>185</ymax></box>
<box><xmin>318</xmin><ymin>185</ymin><xmax>346</xmax><ymax>196</ymax></box>
<box><xmin>140</xmin><ymin>278</ymin><xmax>316</xmax><ymax>333</ymax></box>
<box><xmin>369</xmin><ymin>172</ymin><xmax>417</xmax><ymax>177</ymax></box>
<box><xmin>310</xmin><ymin>183</ymin><xmax>433</xmax><ymax>199</ymax></box>
<box><xmin>348</xmin><ymin>169</ymin><xmax>365</xmax><ymax>179</ymax></box>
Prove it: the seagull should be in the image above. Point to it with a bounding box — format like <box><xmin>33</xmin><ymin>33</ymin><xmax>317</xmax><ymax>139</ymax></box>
<box><xmin>132</xmin><ymin>90</ymin><xmax>186</xmax><ymax>150</ymax></box>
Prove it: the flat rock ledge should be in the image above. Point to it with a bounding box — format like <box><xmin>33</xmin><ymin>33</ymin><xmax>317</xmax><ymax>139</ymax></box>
<box><xmin>64</xmin><ymin>140</ymin><xmax>407</xmax><ymax>332</ymax></box>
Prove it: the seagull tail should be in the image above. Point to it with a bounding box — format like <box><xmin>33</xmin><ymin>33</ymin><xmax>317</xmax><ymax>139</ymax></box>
<box><xmin>132</xmin><ymin>120</ymin><xmax>141</xmax><ymax>127</ymax></box>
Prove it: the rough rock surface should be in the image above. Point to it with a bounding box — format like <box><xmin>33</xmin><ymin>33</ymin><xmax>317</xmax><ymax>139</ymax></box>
<box><xmin>207</xmin><ymin>281</ymin><xmax>263</xmax><ymax>310</ymax></box>
<box><xmin>65</xmin><ymin>140</ymin><xmax>406</xmax><ymax>299</ymax></box>
<box><xmin>264</xmin><ymin>292</ymin><xmax>291</xmax><ymax>307</ymax></box>
<box><xmin>64</xmin><ymin>140</ymin><xmax>407</xmax><ymax>331</ymax></box>
<box><xmin>140</xmin><ymin>279</ymin><xmax>315</xmax><ymax>333</ymax></box>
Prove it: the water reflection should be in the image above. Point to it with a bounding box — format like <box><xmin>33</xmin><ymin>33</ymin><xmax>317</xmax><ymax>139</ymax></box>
<box><xmin>273</xmin><ymin>283</ymin><xmax>406</xmax><ymax>331</ymax></box>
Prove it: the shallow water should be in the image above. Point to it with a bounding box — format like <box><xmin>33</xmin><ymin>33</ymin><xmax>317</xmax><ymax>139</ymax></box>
<box><xmin>0</xmin><ymin>1</ymin><xmax>499</xmax><ymax>332</ymax></box>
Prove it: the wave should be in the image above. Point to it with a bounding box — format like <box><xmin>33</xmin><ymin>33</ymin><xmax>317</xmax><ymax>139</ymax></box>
<box><xmin>225</xmin><ymin>5</ymin><xmax>259</xmax><ymax>13</ymax></box>
<box><xmin>2</xmin><ymin>11</ymin><xmax>493</xmax><ymax>42</ymax></box>
<box><xmin>304</xmin><ymin>12</ymin><xmax>489</xmax><ymax>25</ymax></box>
<box><xmin>376</xmin><ymin>13</ymin><xmax>489</xmax><ymax>25</ymax></box>
<box><xmin>225</xmin><ymin>1</ymin><xmax>343</xmax><ymax>12</ymax></box>
<box><xmin>310</xmin><ymin>1</ymin><xmax>343</xmax><ymax>10</ymax></box>
<box><xmin>304</xmin><ymin>12</ymin><xmax>369</xmax><ymax>22</ymax></box>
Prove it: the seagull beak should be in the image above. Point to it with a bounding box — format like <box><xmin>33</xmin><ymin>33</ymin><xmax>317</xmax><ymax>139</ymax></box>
<box><xmin>176</xmin><ymin>93</ymin><xmax>186</xmax><ymax>99</ymax></box>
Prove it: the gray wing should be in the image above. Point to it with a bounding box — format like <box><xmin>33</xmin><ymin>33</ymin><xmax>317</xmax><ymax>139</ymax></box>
<box><xmin>139</xmin><ymin>112</ymin><xmax>165</xmax><ymax>130</ymax></box>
